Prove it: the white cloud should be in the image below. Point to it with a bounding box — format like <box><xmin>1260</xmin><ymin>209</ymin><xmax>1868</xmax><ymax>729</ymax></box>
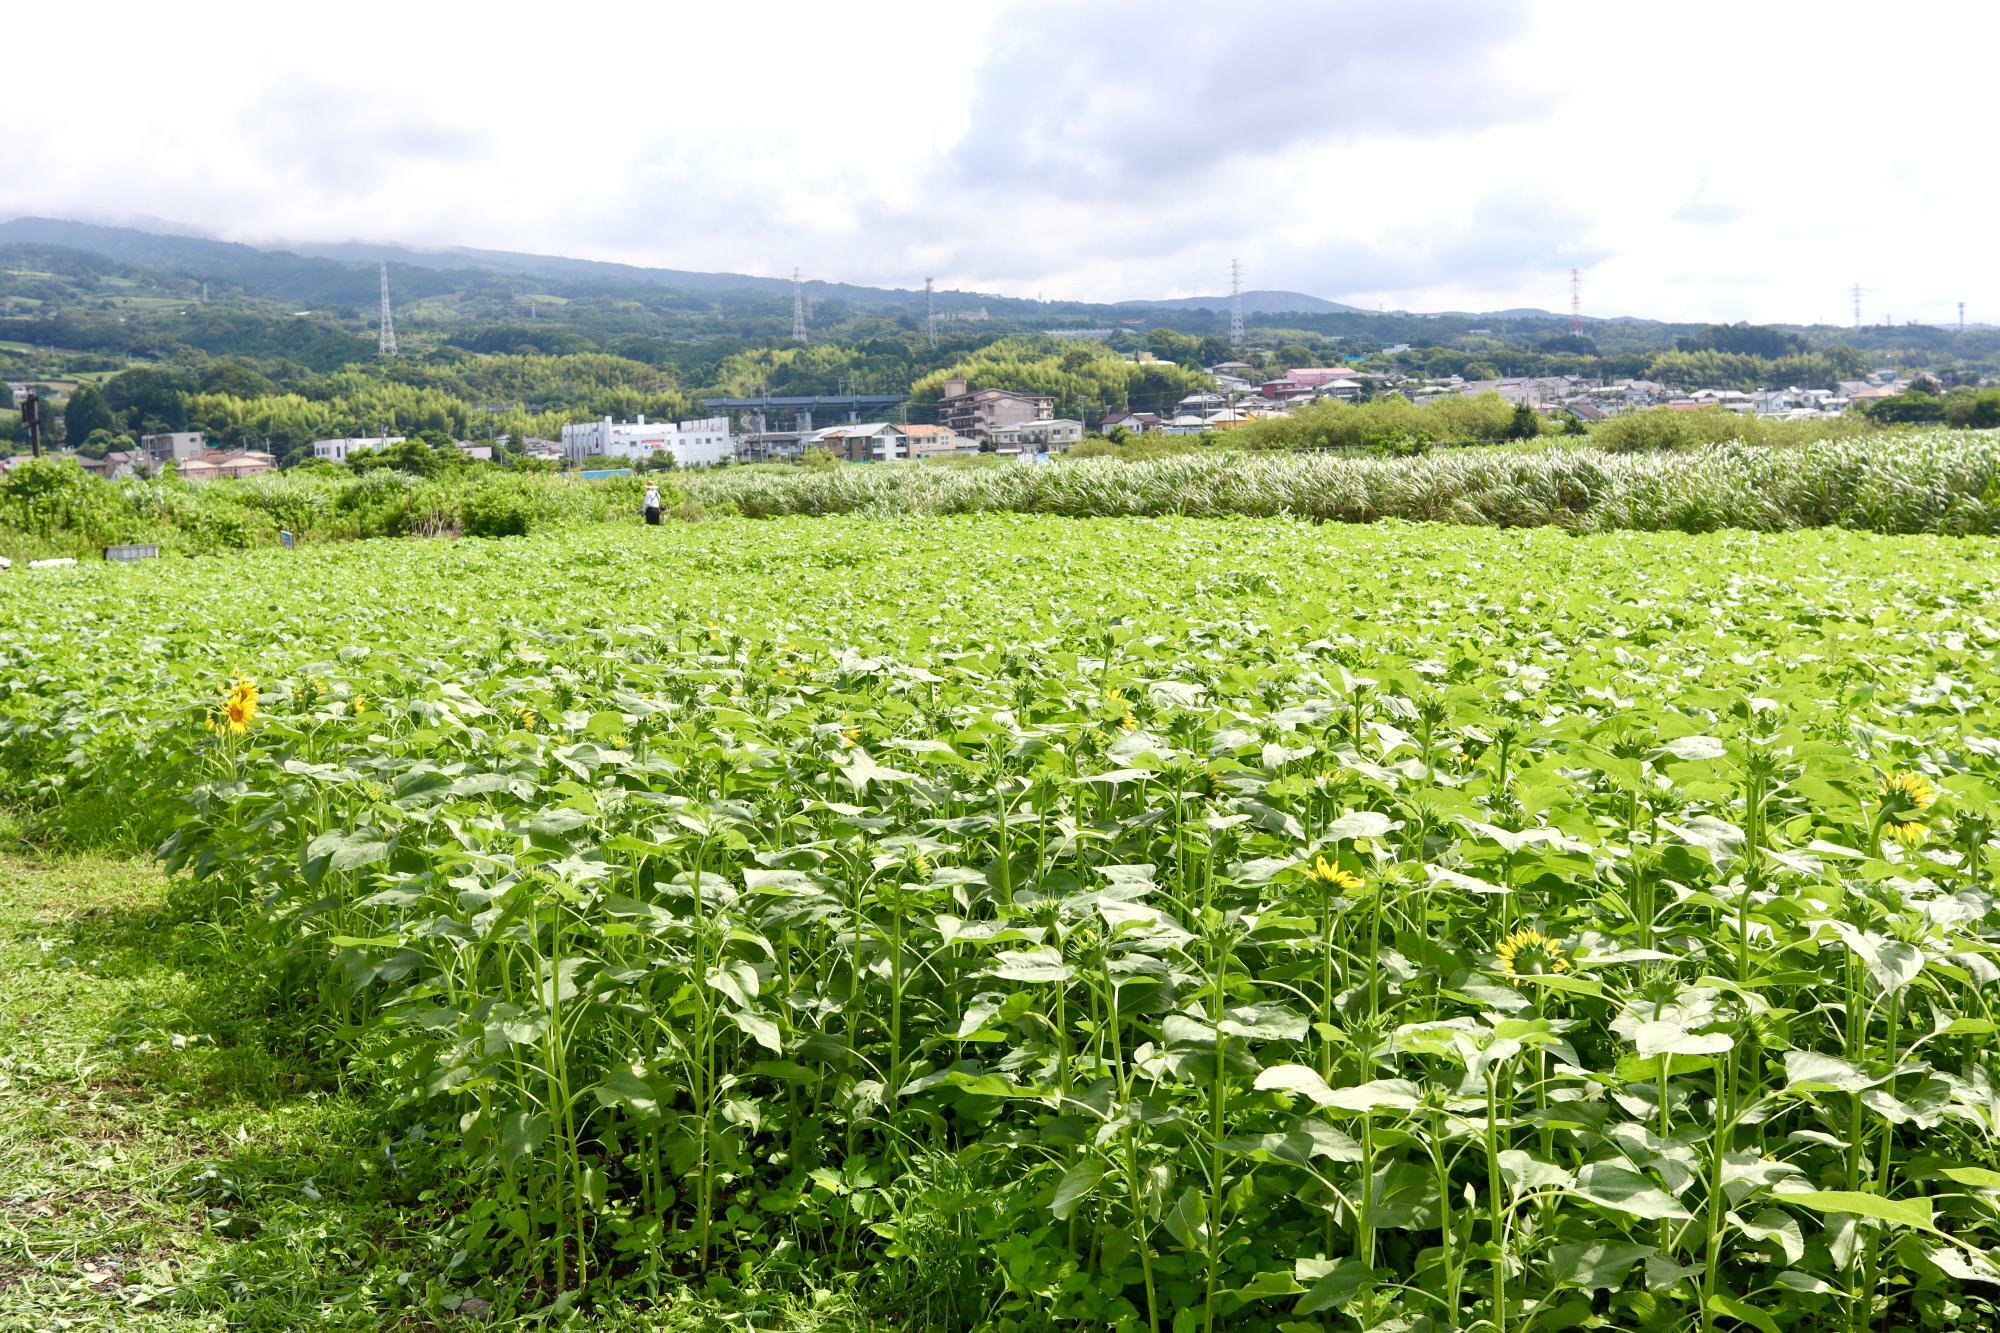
<box><xmin>0</xmin><ymin>0</ymin><xmax>1990</xmax><ymax>323</ymax></box>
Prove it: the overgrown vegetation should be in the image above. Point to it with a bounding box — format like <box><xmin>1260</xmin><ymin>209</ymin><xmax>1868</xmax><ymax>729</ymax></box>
<box><xmin>1231</xmin><ymin>393</ymin><xmax>1536</xmax><ymax>452</ymax></box>
<box><xmin>12</xmin><ymin>428</ymin><xmax>2000</xmax><ymax>562</ymax></box>
<box><xmin>11</xmin><ymin>517</ymin><xmax>2000</xmax><ymax>1329</ymax></box>
<box><xmin>0</xmin><ymin>456</ymin><xmax>684</xmax><ymax>561</ymax></box>
<box><xmin>1588</xmin><ymin>406</ymin><xmax>1879</xmax><ymax>452</ymax></box>
<box><xmin>679</xmin><ymin>430</ymin><xmax>2000</xmax><ymax>534</ymax></box>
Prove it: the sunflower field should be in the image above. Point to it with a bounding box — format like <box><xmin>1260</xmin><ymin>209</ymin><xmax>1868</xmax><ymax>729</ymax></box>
<box><xmin>7</xmin><ymin>514</ymin><xmax>2000</xmax><ymax>1331</ymax></box>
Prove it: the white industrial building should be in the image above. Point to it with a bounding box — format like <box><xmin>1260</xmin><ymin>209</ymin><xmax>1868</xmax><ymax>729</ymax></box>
<box><xmin>559</xmin><ymin>415</ymin><xmax>734</xmax><ymax>466</ymax></box>
<box><xmin>312</xmin><ymin>435</ymin><xmax>405</xmax><ymax>463</ymax></box>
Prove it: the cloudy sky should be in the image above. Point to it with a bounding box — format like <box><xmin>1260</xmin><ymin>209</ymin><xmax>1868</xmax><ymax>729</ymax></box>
<box><xmin>5</xmin><ymin>0</ymin><xmax>1990</xmax><ymax>323</ymax></box>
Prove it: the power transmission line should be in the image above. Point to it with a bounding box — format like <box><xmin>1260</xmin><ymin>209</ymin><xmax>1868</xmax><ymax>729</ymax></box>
<box><xmin>1228</xmin><ymin>259</ymin><xmax>1245</xmax><ymax>350</ymax></box>
<box><xmin>378</xmin><ymin>264</ymin><xmax>397</xmax><ymax>357</ymax></box>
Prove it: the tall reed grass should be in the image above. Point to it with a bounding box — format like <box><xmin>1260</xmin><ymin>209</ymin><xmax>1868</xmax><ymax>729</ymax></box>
<box><xmin>680</xmin><ymin>431</ymin><xmax>2000</xmax><ymax>535</ymax></box>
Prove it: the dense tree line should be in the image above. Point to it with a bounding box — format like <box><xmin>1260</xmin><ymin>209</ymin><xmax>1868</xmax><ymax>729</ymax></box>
<box><xmin>908</xmin><ymin>336</ymin><xmax>1213</xmax><ymax>420</ymax></box>
<box><xmin>16</xmin><ymin>351</ymin><xmax>704</xmax><ymax>466</ymax></box>
<box><xmin>1858</xmin><ymin>385</ymin><xmax>2000</xmax><ymax>428</ymax></box>
<box><xmin>1643</xmin><ymin>346</ymin><xmax>1869</xmax><ymax>390</ymax></box>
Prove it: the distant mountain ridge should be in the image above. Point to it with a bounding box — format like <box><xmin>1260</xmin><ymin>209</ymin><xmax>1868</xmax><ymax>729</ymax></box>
<box><xmin>1117</xmin><ymin>290</ymin><xmax>1365</xmax><ymax>316</ymax></box>
<box><xmin>0</xmin><ymin>215</ymin><xmax>1683</xmax><ymax>327</ymax></box>
<box><xmin>0</xmin><ymin>216</ymin><xmax>1388</xmax><ymax>318</ymax></box>
<box><xmin>0</xmin><ymin>217</ymin><xmax>1013</xmax><ymax>313</ymax></box>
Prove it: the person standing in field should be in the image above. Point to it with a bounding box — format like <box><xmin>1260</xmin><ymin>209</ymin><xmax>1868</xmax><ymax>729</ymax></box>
<box><xmin>643</xmin><ymin>482</ymin><xmax>662</xmax><ymax>525</ymax></box>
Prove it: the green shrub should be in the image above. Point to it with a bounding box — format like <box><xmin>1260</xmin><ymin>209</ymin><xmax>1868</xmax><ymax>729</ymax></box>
<box><xmin>461</xmin><ymin>482</ymin><xmax>533</xmax><ymax>538</ymax></box>
<box><xmin>1234</xmin><ymin>393</ymin><xmax>1521</xmax><ymax>452</ymax></box>
<box><xmin>1592</xmin><ymin>409</ymin><xmax>1713</xmax><ymax>452</ymax></box>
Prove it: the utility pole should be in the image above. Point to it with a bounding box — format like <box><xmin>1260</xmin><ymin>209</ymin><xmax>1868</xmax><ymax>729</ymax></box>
<box><xmin>792</xmin><ymin>268</ymin><xmax>808</xmax><ymax>344</ymax></box>
<box><xmin>1229</xmin><ymin>258</ymin><xmax>1245</xmax><ymax>350</ymax></box>
<box><xmin>21</xmin><ymin>391</ymin><xmax>41</xmax><ymax>458</ymax></box>
<box><xmin>925</xmin><ymin>276</ymin><xmax>937</xmax><ymax>350</ymax></box>
<box><xmin>378</xmin><ymin>263</ymin><xmax>397</xmax><ymax>357</ymax></box>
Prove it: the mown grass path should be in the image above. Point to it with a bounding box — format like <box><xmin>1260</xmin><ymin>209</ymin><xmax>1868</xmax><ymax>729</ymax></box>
<box><xmin>0</xmin><ymin>819</ymin><xmax>867</xmax><ymax>1331</ymax></box>
<box><xmin>0</xmin><ymin>821</ymin><xmax>447</xmax><ymax>1330</ymax></box>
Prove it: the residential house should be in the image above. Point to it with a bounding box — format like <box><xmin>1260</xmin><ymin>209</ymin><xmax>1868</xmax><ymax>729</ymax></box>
<box><xmin>1101</xmin><ymin>411</ymin><xmax>1161</xmax><ymax>435</ymax></box>
<box><xmin>175</xmin><ymin>450</ymin><xmax>276</xmax><ymax>482</ymax></box>
<box><xmin>1580</xmin><ymin>380</ymin><xmax>1662</xmax><ymax>413</ymax></box>
<box><xmin>1687</xmin><ymin>388</ymin><xmax>1755</xmax><ymax>413</ymax></box>
<box><xmin>936</xmin><ymin>376</ymin><xmax>1055</xmax><ymax>441</ymax></box>
<box><xmin>1257</xmin><ymin>368</ymin><xmax>1366</xmax><ymax>404</ymax></box>
<box><xmin>736</xmin><ymin>432</ymin><xmax>808</xmax><ymax>463</ymax></box>
<box><xmin>1277</xmin><ymin>368</ymin><xmax>1354</xmax><ymax>389</ymax></box>
<box><xmin>812</xmin><ymin>422</ymin><xmax>909</xmax><ymax>462</ymax></box>
<box><xmin>80</xmin><ymin>450</ymin><xmax>152</xmax><ymax>479</ymax></box>
<box><xmin>139</xmin><ymin>431</ymin><xmax>207</xmax><ymax>464</ymax></box>
<box><xmin>902</xmin><ymin>424</ymin><xmax>975</xmax><ymax>457</ymax></box>
<box><xmin>989</xmin><ymin>419</ymin><xmax>1084</xmax><ymax>451</ymax></box>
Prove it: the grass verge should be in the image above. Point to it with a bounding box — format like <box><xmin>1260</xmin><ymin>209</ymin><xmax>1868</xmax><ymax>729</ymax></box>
<box><xmin>0</xmin><ymin>813</ymin><xmax>878</xmax><ymax>1331</ymax></box>
<box><xmin>0</xmin><ymin>812</ymin><xmax>467</xmax><ymax>1330</ymax></box>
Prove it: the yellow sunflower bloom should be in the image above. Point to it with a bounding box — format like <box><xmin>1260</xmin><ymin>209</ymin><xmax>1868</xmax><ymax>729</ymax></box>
<box><xmin>1496</xmin><ymin>927</ymin><xmax>1569</xmax><ymax>981</ymax></box>
<box><xmin>1886</xmin><ymin>820</ymin><xmax>1928</xmax><ymax>848</ymax></box>
<box><xmin>208</xmin><ymin>677</ymin><xmax>259</xmax><ymax>735</ymax></box>
<box><xmin>1881</xmin><ymin>771</ymin><xmax>1936</xmax><ymax>813</ymax></box>
<box><xmin>1304</xmin><ymin>856</ymin><xmax>1363</xmax><ymax>891</ymax></box>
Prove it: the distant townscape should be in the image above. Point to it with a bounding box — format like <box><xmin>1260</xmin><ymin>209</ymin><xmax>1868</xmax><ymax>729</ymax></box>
<box><xmin>1</xmin><ymin>356</ymin><xmax>1933</xmax><ymax>480</ymax></box>
<box><xmin>1</xmin><ymin>216</ymin><xmax>1993</xmax><ymax>480</ymax></box>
